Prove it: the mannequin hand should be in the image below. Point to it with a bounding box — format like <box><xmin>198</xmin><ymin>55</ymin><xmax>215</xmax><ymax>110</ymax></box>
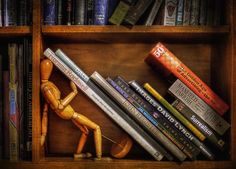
<box><xmin>70</xmin><ymin>81</ymin><xmax>78</xmax><ymax>94</ymax></box>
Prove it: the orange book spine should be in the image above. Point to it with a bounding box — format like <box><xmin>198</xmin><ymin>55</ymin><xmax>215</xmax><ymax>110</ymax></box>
<box><xmin>145</xmin><ymin>42</ymin><xmax>229</xmax><ymax>116</ymax></box>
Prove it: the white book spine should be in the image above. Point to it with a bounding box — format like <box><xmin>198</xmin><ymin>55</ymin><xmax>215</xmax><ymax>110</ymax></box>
<box><xmin>43</xmin><ymin>48</ymin><xmax>164</xmax><ymax>161</ymax></box>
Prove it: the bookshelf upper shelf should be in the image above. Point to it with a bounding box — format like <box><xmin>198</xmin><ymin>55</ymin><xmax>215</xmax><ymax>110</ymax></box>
<box><xmin>0</xmin><ymin>26</ymin><xmax>31</xmax><ymax>37</ymax></box>
<box><xmin>42</xmin><ymin>25</ymin><xmax>230</xmax><ymax>42</ymax></box>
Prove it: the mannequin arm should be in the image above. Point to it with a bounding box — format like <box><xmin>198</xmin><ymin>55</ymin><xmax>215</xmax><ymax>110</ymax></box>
<box><xmin>42</xmin><ymin>85</ymin><xmax>60</xmax><ymax>110</ymax></box>
<box><xmin>60</xmin><ymin>81</ymin><xmax>78</xmax><ymax>107</ymax></box>
<box><xmin>41</xmin><ymin>103</ymin><xmax>48</xmax><ymax>146</ymax></box>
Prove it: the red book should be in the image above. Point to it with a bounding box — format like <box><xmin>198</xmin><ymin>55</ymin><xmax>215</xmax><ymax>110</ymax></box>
<box><xmin>145</xmin><ymin>42</ymin><xmax>229</xmax><ymax>116</ymax></box>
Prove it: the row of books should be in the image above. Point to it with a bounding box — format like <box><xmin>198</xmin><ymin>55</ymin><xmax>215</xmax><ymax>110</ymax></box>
<box><xmin>43</xmin><ymin>42</ymin><xmax>230</xmax><ymax>161</ymax></box>
<box><xmin>43</xmin><ymin>0</ymin><xmax>223</xmax><ymax>26</ymax></box>
<box><xmin>0</xmin><ymin>0</ymin><xmax>32</xmax><ymax>27</ymax></box>
<box><xmin>0</xmin><ymin>39</ymin><xmax>32</xmax><ymax>161</ymax></box>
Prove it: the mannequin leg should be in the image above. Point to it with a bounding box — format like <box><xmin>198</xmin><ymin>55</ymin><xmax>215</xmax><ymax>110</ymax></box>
<box><xmin>72</xmin><ymin>112</ymin><xmax>102</xmax><ymax>159</ymax></box>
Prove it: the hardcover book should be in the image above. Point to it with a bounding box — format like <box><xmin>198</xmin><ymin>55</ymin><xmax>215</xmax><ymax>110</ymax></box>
<box><xmin>168</xmin><ymin>79</ymin><xmax>230</xmax><ymax>136</ymax></box>
<box><xmin>108</xmin><ymin>0</ymin><xmax>133</xmax><ymax>25</ymax></box>
<box><xmin>123</xmin><ymin>0</ymin><xmax>153</xmax><ymax>25</ymax></box>
<box><xmin>3</xmin><ymin>0</ymin><xmax>17</xmax><ymax>26</ymax></box>
<box><xmin>74</xmin><ymin>0</ymin><xmax>86</xmax><ymax>25</ymax></box>
<box><xmin>163</xmin><ymin>0</ymin><xmax>178</xmax><ymax>26</ymax></box>
<box><xmin>144</xmin><ymin>0</ymin><xmax>163</xmax><ymax>26</ymax></box>
<box><xmin>43</xmin><ymin>0</ymin><xmax>56</xmax><ymax>25</ymax></box>
<box><xmin>176</xmin><ymin>0</ymin><xmax>184</xmax><ymax>25</ymax></box>
<box><xmin>129</xmin><ymin>80</ymin><xmax>214</xmax><ymax>160</ymax></box>
<box><xmin>183</xmin><ymin>0</ymin><xmax>191</xmax><ymax>25</ymax></box>
<box><xmin>44</xmin><ymin>48</ymin><xmax>165</xmax><ymax>161</ymax></box>
<box><xmin>145</xmin><ymin>42</ymin><xmax>229</xmax><ymax>115</ymax></box>
<box><xmin>86</xmin><ymin>0</ymin><xmax>94</xmax><ymax>25</ymax></box>
<box><xmin>199</xmin><ymin>0</ymin><xmax>207</xmax><ymax>25</ymax></box>
<box><xmin>94</xmin><ymin>0</ymin><xmax>109</xmax><ymax>25</ymax></box>
<box><xmin>190</xmin><ymin>0</ymin><xmax>200</xmax><ymax>25</ymax></box>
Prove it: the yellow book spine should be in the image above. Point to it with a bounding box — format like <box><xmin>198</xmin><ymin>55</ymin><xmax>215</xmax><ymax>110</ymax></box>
<box><xmin>144</xmin><ymin>83</ymin><xmax>206</xmax><ymax>141</ymax></box>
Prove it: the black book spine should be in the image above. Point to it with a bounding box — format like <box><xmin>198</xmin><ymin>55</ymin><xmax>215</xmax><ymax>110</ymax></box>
<box><xmin>57</xmin><ymin>0</ymin><xmax>63</xmax><ymax>25</ymax></box>
<box><xmin>86</xmin><ymin>0</ymin><xmax>94</xmax><ymax>25</ymax></box>
<box><xmin>66</xmin><ymin>0</ymin><xmax>72</xmax><ymax>25</ymax></box>
<box><xmin>74</xmin><ymin>0</ymin><xmax>86</xmax><ymax>25</ymax></box>
<box><xmin>18</xmin><ymin>0</ymin><xmax>27</xmax><ymax>26</ymax></box>
<box><xmin>129</xmin><ymin>80</ymin><xmax>215</xmax><ymax>160</ymax></box>
<box><xmin>123</xmin><ymin>0</ymin><xmax>153</xmax><ymax>25</ymax></box>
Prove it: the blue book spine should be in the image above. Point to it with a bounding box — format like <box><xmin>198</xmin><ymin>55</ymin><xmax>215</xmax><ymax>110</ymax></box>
<box><xmin>43</xmin><ymin>0</ymin><xmax>56</xmax><ymax>25</ymax></box>
<box><xmin>94</xmin><ymin>0</ymin><xmax>109</xmax><ymax>25</ymax></box>
<box><xmin>3</xmin><ymin>0</ymin><xmax>17</xmax><ymax>26</ymax></box>
<box><xmin>176</xmin><ymin>0</ymin><xmax>184</xmax><ymax>25</ymax></box>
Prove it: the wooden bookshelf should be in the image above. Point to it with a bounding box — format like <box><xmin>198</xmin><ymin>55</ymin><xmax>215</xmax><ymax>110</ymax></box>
<box><xmin>1</xmin><ymin>0</ymin><xmax>236</xmax><ymax>169</ymax></box>
<box><xmin>0</xmin><ymin>26</ymin><xmax>31</xmax><ymax>37</ymax></box>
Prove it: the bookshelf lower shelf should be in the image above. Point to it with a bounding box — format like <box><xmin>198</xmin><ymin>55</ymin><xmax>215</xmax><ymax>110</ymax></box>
<box><xmin>1</xmin><ymin>159</ymin><xmax>235</xmax><ymax>169</ymax></box>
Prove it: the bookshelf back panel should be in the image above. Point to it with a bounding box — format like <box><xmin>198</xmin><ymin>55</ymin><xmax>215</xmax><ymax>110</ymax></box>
<box><xmin>42</xmin><ymin>41</ymin><xmax>231</xmax><ymax>160</ymax></box>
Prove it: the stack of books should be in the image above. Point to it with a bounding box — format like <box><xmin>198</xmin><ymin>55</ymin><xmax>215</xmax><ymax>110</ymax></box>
<box><xmin>43</xmin><ymin>42</ymin><xmax>230</xmax><ymax>161</ymax></box>
<box><xmin>43</xmin><ymin>0</ymin><xmax>223</xmax><ymax>26</ymax></box>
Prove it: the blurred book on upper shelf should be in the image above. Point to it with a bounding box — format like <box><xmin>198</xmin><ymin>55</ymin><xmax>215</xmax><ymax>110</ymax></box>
<box><xmin>43</xmin><ymin>0</ymin><xmax>224</xmax><ymax>26</ymax></box>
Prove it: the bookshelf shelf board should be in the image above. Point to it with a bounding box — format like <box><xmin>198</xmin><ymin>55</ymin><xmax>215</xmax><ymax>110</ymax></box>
<box><xmin>42</xmin><ymin>25</ymin><xmax>230</xmax><ymax>42</ymax></box>
<box><xmin>1</xmin><ymin>159</ymin><xmax>235</xmax><ymax>169</ymax></box>
<box><xmin>0</xmin><ymin>26</ymin><xmax>31</xmax><ymax>36</ymax></box>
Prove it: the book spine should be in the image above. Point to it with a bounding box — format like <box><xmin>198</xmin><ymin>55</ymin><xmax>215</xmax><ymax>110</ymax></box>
<box><xmin>163</xmin><ymin>0</ymin><xmax>178</xmax><ymax>26</ymax></box>
<box><xmin>3</xmin><ymin>71</ymin><xmax>10</xmax><ymax>159</ymax></box>
<box><xmin>3</xmin><ymin>0</ymin><xmax>17</xmax><ymax>26</ymax></box>
<box><xmin>74</xmin><ymin>0</ymin><xmax>86</xmax><ymax>25</ymax></box>
<box><xmin>0</xmin><ymin>55</ymin><xmax>2</xmax><ymax>158</ymax></box>
<box><xmin>107</xmin><ymin>78</ymin><xmax>182</xmax><ymax>161</ymax></box>
<box><xmin>183</xmin><ymin>0</ymin><xmax>191</xmax><ymax>25</ymax></box>
<box><xmin>57</xmin><ymin>0</ymin><xmax>63</xmax><ymax>25</ymax></box>
<box><xmin>168</xmin><ymin>79</ymin><xmax>230</xmax><ymax>136</ymax></box>
<box><xmin>176</xmin><ymin>0</ymin><xmax>184</xmax><ymax>25</ymax></box>
<box><xmin>18</xmin><ymin>0</ymin><xmax>27</xmax><ymax>25</ymax></box>
<box><xmin>172</xmin><ymin>99</ymin><xmax>225</xmax><ymax>150</ymax></box>
<box><xmin>0</xmin><ymin>0</ymin><xmax>2</xmax><ymax>26</ymax></box>
<box><xmin>123</xmin><ymin>0</ymin><xmax>153</xmax><ymax>25</ymax></box>
<box><xmin>145</xmin><ymin>42</ymin><xmax>229</xmax><ymax>115</ymax></box>
<box><xmin>144</xmin><ymin>0</ymin><xmax>163</xmax><ymax>26</ymax></box>
<box><xmin>190</xmin><ymin>0</ymin><xmax>200</xmax><ymax>25</ymax></box>
<box><xmin>9</xmin><ymin>83</ymin><xmax>19</xmax><ymax>161</ymax></box>
<box><xmin>44</xmin><ymin>48</ymin><xmax>164</xmax><ymax>161</ymax></box>
<box><xmin>94</xmin><ymin>0</ymin><xmax>109</xmax><ymax>25</ymax></box>
<box><xmin>213</xmin><ymin>0</ymin><xmax>222</xmax><ymax>26</ymax></box>
<box><xmin>66</xmin><ymin>0</ymin><xmax>72</xmax><ymax>25</ymax></box>
<box><xmin>143</xmin><ymin>83</ymin><xmax>205</xmax><ymax>141</ymax></box>
<box><xmin>43</xmin><ymin>0</ymin><xmax>56</xmax><ymax>25</ymax></box>
<box><xmin>86</xmin><ymin>0</ymin><xmax>94</xmax><ymax>25</ymax></box>
<box><xmin>17</xmin><ymin>43</ymin><xmax>24</xmax><ymax>160</ymax></box>
<box><xmin>27</xmin><ymin>0</ymin><xmax>33</xmax><ymax>25</ymax></box>
<box><xmin>108</xmin><ymin>1</ymin><xmax>131</xmax><ymax>25</ymax></box>
<box><xmin>108</xmin><ymin>0</ymin><xmax>119</xmax><ymax>19</ymax></box>
<box><xmin>55</xmin><ymin>50</ymin><xmax>89</xmax><ymax>82</ymax></box>
<box><xmin>129</xmin><ymin>80</ymin><xmax>215</xmax><ymax>160</ymax></box>
<box><xmin>206</xmin><ymin>0</ymin><xmax>214</xmax><ymax>26</ymax></box>
<box><xmin>24</xmin><ymin>39</ymin><xmax>32</xmax><ymax>160</ymax></box>
<box><xmin>199</xmin><ymin>0</ymin><xmax>207</xmax><ymax>25</ymax></box>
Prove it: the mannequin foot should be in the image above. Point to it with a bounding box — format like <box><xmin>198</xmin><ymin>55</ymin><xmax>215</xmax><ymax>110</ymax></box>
<box><xmin>74</xmin><ymin>152</ymin><xmax>92</xmax><ymax>159</ymax></box>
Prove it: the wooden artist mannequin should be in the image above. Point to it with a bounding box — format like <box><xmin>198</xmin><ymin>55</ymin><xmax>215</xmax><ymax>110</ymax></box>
<box><xmin>40</xmin><ymin>59</ymin><xmax>102</xmax><ymax>159</ymax></box>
